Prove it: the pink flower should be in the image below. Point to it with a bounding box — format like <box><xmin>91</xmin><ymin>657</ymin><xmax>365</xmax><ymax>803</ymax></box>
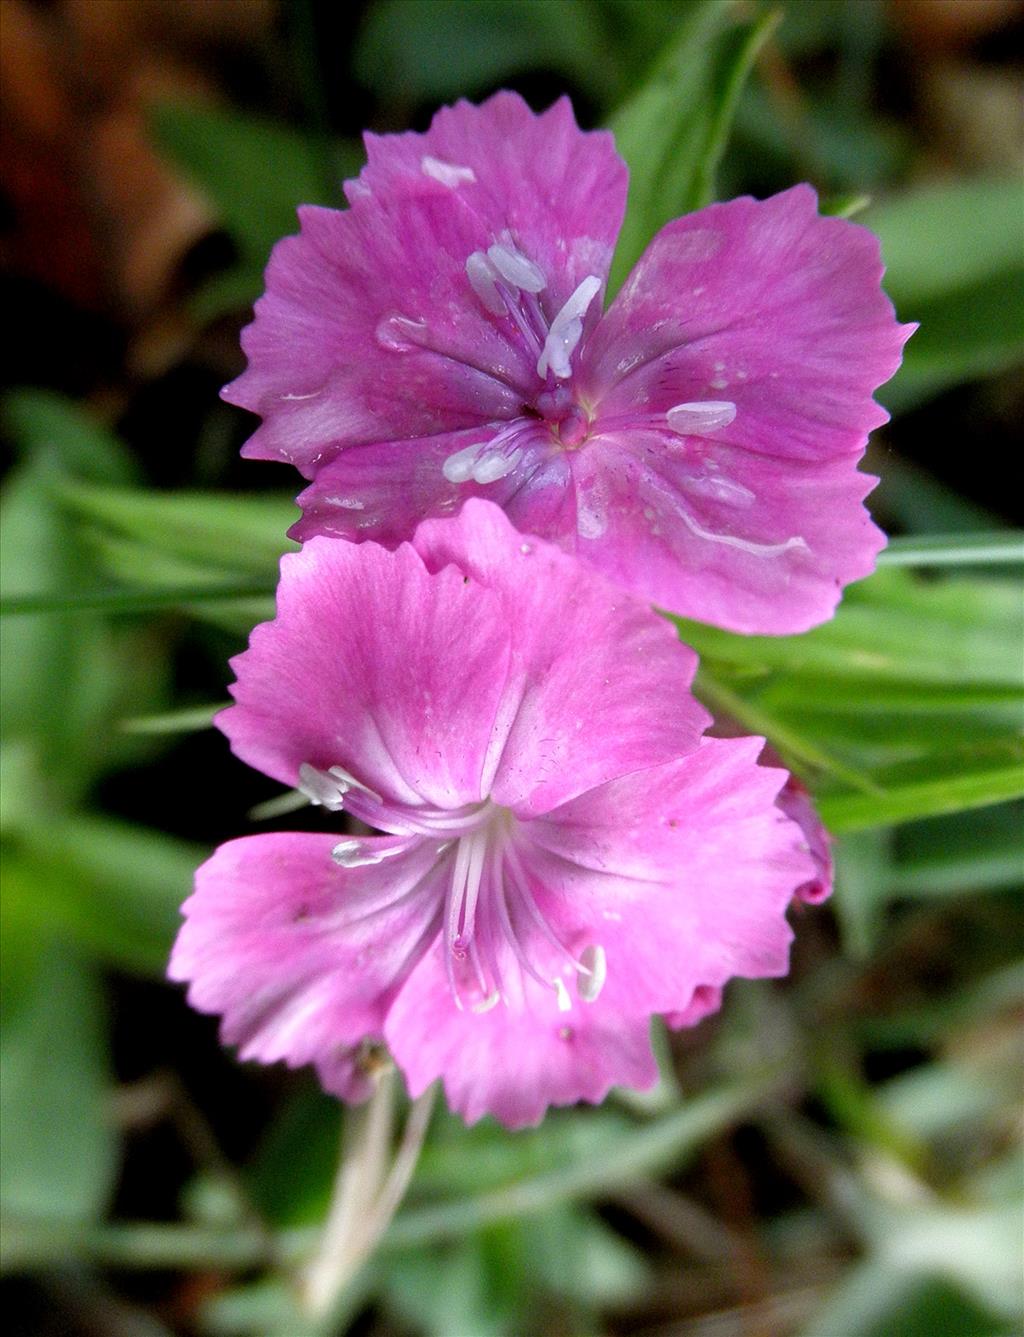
<box><xmin>170</xmin><ymin>501</ymin><xmax>819</xmax><ymax>1127</ymax></box>
<box><xmin>224</xmin><ymin>92</ymin><xmax>913</xmax><ymax>635</ymax></box>
<box><xmin>777</xmin><ymin>776</ymin><xmax>834</xmax><ymax>906</ymax></box>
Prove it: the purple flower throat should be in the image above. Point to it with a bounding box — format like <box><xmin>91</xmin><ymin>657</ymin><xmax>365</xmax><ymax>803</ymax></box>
<box><xmin>378</xmin><ymin>228</ymin><xmax>737</xmax><ymax>491</ymax></box>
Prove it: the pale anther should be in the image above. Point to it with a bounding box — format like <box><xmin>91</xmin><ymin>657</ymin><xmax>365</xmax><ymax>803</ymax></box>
<box><xmin>666</xmin><ymin>401</ymin><xmax>737</xmax><ymax>436</ymax></box>
<box><xmin>486</xmin><ymin>242</ymin><xmax>546</xmax><ymax>293</ymax></box>
<box><xmin>553</xmin><ymin>977</ymin><xmax>573</xmax><ymax>1013</ymax></box>
<box><xmin>443</xmin><ymin>442</ymin><xmax>521</xmax><ymax>486</ymax></box>
<box><xmin>298</xmin><ymin>762</ymin><xmax>382</xmax><ymax>811</ymax></box>
<box><xmin>442</xmin><ymin>442</ymin><xmax>482</xmax><ymax>484</ymax></box>
<box><xmin>471</xmin><ymin>990</ymin><xmax>501</xmax><ymax>1014</ymax></box>
<box><xmin>576</xmin><ymin>944</ymin><xmax>607</xmax><ymax>1003</ymax></box>
<box><xmin>465</xmin><ymin>252</ymin><xmax>507</xmax><ymax>317</ymax></box>
<box><xmin>471</xmin><ymin>448</ymin><xmax>521</xmax><ymax>484</ymax></box>
<box><xmin>538</xmin><ymin>275</ymin><xmax>601</xmax><ymax>379</ymax></box>
<box><xmin>331</xmin><ymin>840</ymin><xmax>404</xmax><ymax>868</ymax></box>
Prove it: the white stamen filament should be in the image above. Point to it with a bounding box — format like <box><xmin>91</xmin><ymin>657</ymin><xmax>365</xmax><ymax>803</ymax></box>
<box><xmin>537</xmin><ymin>275</ymin><xmax>602</xmax><ymax>380</ymax></box>
<box><xmin>666</xmin><ymin>400</ymin><xmax>737</xmax><ymax>436</ymax></box>
<box><xmin>333</xmin><ymin>792</ymin><xmax>613</xmax><ymax>1018</ymax></box>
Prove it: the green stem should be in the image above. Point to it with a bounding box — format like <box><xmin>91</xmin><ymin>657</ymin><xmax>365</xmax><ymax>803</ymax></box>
<box><xmin>301</xmin><ymin>1071</ymin><xmax>396</xmax><ymax>1316</ymax></box>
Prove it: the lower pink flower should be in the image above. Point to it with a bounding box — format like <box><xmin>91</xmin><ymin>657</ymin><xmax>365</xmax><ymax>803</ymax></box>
<box><xmin>170</xmin><ymin>501</ymin><xmax>821</xmax><ymax>1126</ymax></box>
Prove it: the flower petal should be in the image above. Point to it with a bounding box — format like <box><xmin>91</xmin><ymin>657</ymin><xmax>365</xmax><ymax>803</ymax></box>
<box><xmin>352</xmin><ymin>92</ymin><xmax>627</xmax><ymax>317</ymax></box>
<box><xmin>568</xmin><ymin>429</ymin><xmax>886</xmax><ymax>633</ymax></box>
<box><xmin>412</xmin><ymin>499</ymin><xmax>710</xmax><ymax>814</ymax></box>
<box><xmin>516</xmin><ymin>736</ymin><xmax>818</xmax><ymax>1016</ymax></box>
<box><xmin>219</xmin><ymin>536</ymin><xmax>513</xmax><ymax>809</ymax></box>
<box><xmin>586</xmin><ymin>186</ymin><xmax>914</xmax><ymax>462</ymax></box>
<box><xmin>169</xmin><ymin>833</ymin><xmax>446</xmax><ymax>1100</ymax></box>
<box><xmin>665</xmin><ymin>985</ymin><xmax>724</xmax><ymax>1030</ymax></box>
<box><xmin>385</xmin><ymin>942</ymin><xmax>656</xmax><ymax>1127</ymax></box>
<box><xmin>776</xmin><ymin>776</ymin><xmax>833</xmax><ymax>904</ymax></box>
<box><xmin>223</xmin><ymin>195</ymin><xmax>527</xmax><ymax>477</ymax></box>
<box><xmin>289</xmin><ymin>421</ymin><xmax>560</xmax><ymax>546</ymax></box>
<box><xmin>224</xmin><ymin>92</ymin><xmax>627</xmax><ymax>483</ymax></box>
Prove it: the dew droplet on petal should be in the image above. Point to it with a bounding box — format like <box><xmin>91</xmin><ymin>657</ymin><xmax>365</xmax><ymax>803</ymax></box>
<box><xmin>421</xmin><ymin>155</ymin><xmax>476</xmax><ymax>187</ymax></box>
<box><xmin>375</xmin><ymin>314</ymin><xmax>429</xmax><ymax>353</ymax></box>
<box><xmin>666</xmin><ymin>401</ymin><xmax>737</xmax><ymax>435</ymax></box>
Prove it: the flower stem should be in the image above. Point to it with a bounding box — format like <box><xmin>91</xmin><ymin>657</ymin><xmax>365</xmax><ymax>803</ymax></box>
<box><xmin>299</xmin><ymin>1073</ymin><xmax>436</xmax><ymax>1319</ymax></box>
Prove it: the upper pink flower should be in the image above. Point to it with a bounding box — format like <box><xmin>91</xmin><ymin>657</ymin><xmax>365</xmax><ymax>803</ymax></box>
<box><xmin>170</xmin><ymin>501</ymin><xmax>821</xmax><ymax>1127</ymax></box>
<box><xmin>224</xmin><ymin>92</ymin><xmax>913</xmax><ymax>635</ymax></box>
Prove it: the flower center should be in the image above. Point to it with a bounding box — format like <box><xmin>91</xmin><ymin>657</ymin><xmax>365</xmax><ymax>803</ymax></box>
<box><xmin>434</xmin><ymin>800</ymin><xmax>607</xmax><ymax>1016</ymax></box>
<box><xmin>300</xmin><ymin>765</ymin><xmax>607</xmax><ymax>1017</ymax></box>
<box><xmin>376</xmin><ymin>233</ymin><xmax>787</xmax><ymax>555</ymax></box>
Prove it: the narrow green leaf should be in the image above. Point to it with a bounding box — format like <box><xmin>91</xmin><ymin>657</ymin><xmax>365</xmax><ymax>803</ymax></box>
<box><xmin>821</xmin><ymin>193</ymin><xmax>872</xmax><ymax>219</ymax></box>
<box><xmin>5</xmin><ymin>815</ymin><xmax>203</xmax><ymax>974</ymax></box>
<box><xmin>693</xmin><ymin>665</ymin><xmax>879</xmax><ymax>793</ymax></box>
<box><xmin>1</xmin><ymin>583</ymin><xmax>275</xmax><ymax>618</ymax></box>
<box><xmin>881</xmin><ymin>270</ymin><xmax>1024</xmax><ymax>414</ymax></box>
<box><xmin>389</xmin><ymin>1072</ymin><xmax>779</xmax><ymax>1246</ymax></box>
<box><xmin>818</xmin><ymin>751</ymin><xmax>1024</xmax><ymax>833</ymax></box>
<box><xmin>57</xmin><ymin>480</ymin><xmax>297</xmax><ymax>575</ymax></box>
<box><xmin>865</xmin><ymin>180</ymin><xmax>1024</xmax><ymax>412</ymax></box>
<box><xmin>890</xmin><ymin>805</ymin><xmax>1024</xmax><ymax>897</ymax></box>
<box><xmin>674</xmin><ymin>571</ymin><xmax>1024</xmax><ymax>690</ymax></box>
<box><xmin>3</xmin><ymin>391</ymin><xmax>137</xmax><ymax>485</ymax></box>
<box><xmin>0</xmin><ymin>944</ymin><xmax>116</xmax><ymax>1222</ymax></box>
<box><xmin>354</xmin><ymin>0</ymin><xmax>615</xmax><ymax>104</ymax></box>
<box><xmin>833</xmin><ymin>829</ymin><xmax>892</xmax><ymax>959</ymax></box>
<box><xmin>878</xmin><ymin>532</ymin><xmax>1024</xmax><ymax>568</ymax></box>
<box><xmin>865</xmin><ymin>178</ymin><xmax>1024</xmax><ymax>309</ymax></box>
<box><xmin>2</xmin><ymin>1075</ymin><xmax>778</xmax><ymax>1275</ymax></box>
<box><xmin>1</xmin><ymin>465</ymin><xmax>163</xmax><ymax>799</ymax></box>
<box><xmin>607</xmin><ymin>1</ymin><xmax>777</xmax><ymax>292</ymax></box>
